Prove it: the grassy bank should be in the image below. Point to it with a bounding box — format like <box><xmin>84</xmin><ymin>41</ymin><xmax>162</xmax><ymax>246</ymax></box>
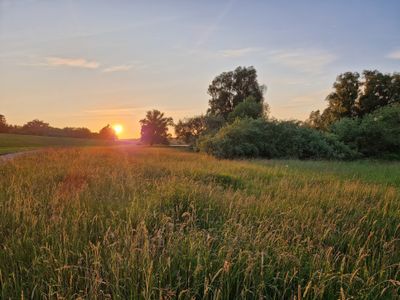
<box><xmin>0</xmin><ymin>133</ymin><xmax>116</xmax><ymax>154</ymax></box>
<box><xmin>0</xmin><ymin>147</ymin><xmax>399</xmax><ymax>299</ymax></box>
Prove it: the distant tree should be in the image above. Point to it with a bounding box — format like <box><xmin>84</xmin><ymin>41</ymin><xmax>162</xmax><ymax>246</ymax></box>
<box><xmin>140</xmin><ymin>110</ymin><xmax>173</xmax><ymax>145</ymax></box>
<box><xmin>22</xmin><ymin>119</ymin><xmax>51</xmax><ymax>135</ymax></box>
<box><xmin>175</xmin><ymin>116</ymin><xmax>206</xmax><ymax>145</ymax></box>
<box><xmin>207</xmin><ymin>66</ymin><xmax>266</xmax><ymax>119</ymax></box>
<box><xmin>0</xmin><ymin>114</ymin><xmax>9</xmax><ymax>133</ymax></box>
<box><xmin>98</xmin><ymin>124</ymin><xmax>117</xmax><ymax>140</ymax></box>
<box><xmin>62</xmin><ymin>127</ymin><xmax>93</xmax><ymax>139</ymax></box>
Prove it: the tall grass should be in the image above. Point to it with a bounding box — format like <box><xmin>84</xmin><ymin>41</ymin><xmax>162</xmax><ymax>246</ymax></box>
<box><xmin>0</xmin><ymin>147</ymin><xmax>399</xmax><ymax>299</ymax></box>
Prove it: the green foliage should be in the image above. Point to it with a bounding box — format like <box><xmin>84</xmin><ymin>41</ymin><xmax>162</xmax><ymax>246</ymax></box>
<box><xmin>207</xmin><ymin>66</ymin><xmax>266</xmax><ymax>119</ymax></box>
<box><xmin>200</xmin><ymin>118</ymin><xmax>356</xmax><ymax>159</ymax></box>
<box><xmin>227</xmin><ymin>96</ymin><xmax>265</xmax><ymax>122</ymax></box>
<box><xmin>332</xmin><ymin>104</ymin><xmax>400</xmax><ymax>158</ymax></box>
<box><xmin>140</xmin><ymin>109</ymin><xmax>173</xmax><ymax>145</ymax></box>
<box><xmin>358</xmin><ymin>70</ymin><xmax>400</xmax><ymax>115</ymax></box>
<box><xmin>308</xmin><ymin>70</ymin><xmax>400</xmax><ymax>129</ymax></box>
<box><xmin>174</xmin><ymin>116</ymin><xmax>206</xmax><ymax>145</ymax></box>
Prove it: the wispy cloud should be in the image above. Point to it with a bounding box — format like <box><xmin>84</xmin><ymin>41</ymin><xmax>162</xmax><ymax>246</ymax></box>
<box><xmin>387</xmin><ymin>49</ymin><xmax>400</xmax><ymax>60</ymax></box>
<box><xmin>46</xmin><ymin>57</ymin><xmax>100</xmax><ymax>69</ymax></box>
<box><xmin>195</xmin><ymin>0</ymin><xmax>236</xmax><ymax>47</ymax></box>
<box><xmin>220</xmin><ymin>47</ymin><xmax>261</xmax><ymax>58</ymax></box>
<box><xmin>102</xmin><ymin>65</ymin><xmax>132</xmax><ymax>73</ymax></box>
<box><xmin>268</xmin><ymin>49</ymin><xmax>336</xmax><ymax>73</ymax></box>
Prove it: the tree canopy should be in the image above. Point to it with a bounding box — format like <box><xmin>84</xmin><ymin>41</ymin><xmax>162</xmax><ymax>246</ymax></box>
<box><xmin>307</xmin><ymin>70</ymin><xmax>400</xmax><ymax>130</ymax></box>
<box><xmin>140</xmin><ymin>110</ymin><xmax>173</xmax><ymax>145</ymax></box>
<box><xmin>207</xmin><ymin>66</ymin><xmax>266</xmax><ymax>119</ymax></box>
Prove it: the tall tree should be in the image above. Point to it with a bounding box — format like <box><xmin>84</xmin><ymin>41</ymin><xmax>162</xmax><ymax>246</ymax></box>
<box><xmin>326</xmin><ymin>72</ymin><xmax>360</xmax><ymax>118</ymax></box>
<box><xmin>207</xmin><ymin>66</ymin><xmax>265</xmax><ymax>119</ymax></box>
<box><xmin>358</xmin><ymin>70</ymin><xmax>400</xmax><ymax>115</ymax></box>
<box><xmin>307</xmin><ymin>72</ymin><xmax>360</xmax><ymax>130</ymax></box>
<box><xmin>140</xmin><ymin>110</ymin><xmax>173</xmax><ymax>145</ymax></box>
<box><xmin>0</xmin><ymin>114</ymin><xmax>8</xmax><ymax>133</ymax></box>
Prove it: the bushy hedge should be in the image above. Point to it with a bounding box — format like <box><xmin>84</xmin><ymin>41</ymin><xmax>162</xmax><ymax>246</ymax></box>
<box><xmin>331</xmin><ymin>104</ymin><xmax>400</xmax><ymax>158</ymax></box>
<box><xmin>199</xmin><ymin>118</ymin><xmax>356</xmax><ymax>159</ymax></box>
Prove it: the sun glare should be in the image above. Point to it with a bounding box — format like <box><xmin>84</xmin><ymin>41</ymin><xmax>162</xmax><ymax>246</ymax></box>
<box><xmin>113</xmin><ymin>124</ymin><xmax>123</xmax><ymax>136</ymax></box>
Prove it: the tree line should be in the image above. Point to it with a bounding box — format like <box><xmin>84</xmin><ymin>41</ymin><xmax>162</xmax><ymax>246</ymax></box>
<box><xmin>139</xmin><ymin>66</ymin><xmax>400</xmax><ymax>159</ymax></box>
<box><xmin>0</xmin><ymin>118</ymin><xmax>117</xmax><ymax>140</ymax></box>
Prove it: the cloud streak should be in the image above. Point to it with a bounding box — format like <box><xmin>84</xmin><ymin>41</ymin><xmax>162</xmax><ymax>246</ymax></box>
<box><xmin>102</xmin><ymin>65</ymin><xmax>132</xmax><ymax>73</ymax></box>
<box><xmin>268</xmin><ymin>49</ymin><xmax>336</xmax><ymax>73</ymax></box>
<box><xmin>46</xmin><ymin>57</ymin><xmax>100</xmax><ymax>69</ymax></box>
<box><xmin>387</xmin><ymin>50</ymin><xmax>400</xmax><ymax>60</ymax></box>
<box><xmin>220</xmin><ymin>47</ymin><xmax>260</xmax><ymax>58</ymax></box>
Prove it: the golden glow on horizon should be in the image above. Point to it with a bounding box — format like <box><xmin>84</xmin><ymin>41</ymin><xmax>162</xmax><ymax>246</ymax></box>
<box><xmin>113</xmin><ymin>124</ymin><xmax>123</xmax><ymax>136</ymax></box>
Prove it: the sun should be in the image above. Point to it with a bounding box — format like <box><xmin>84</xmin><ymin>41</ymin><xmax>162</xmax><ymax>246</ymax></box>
<box><xmin>113</xmin><ymin>124</ymin><xmax>123</xmax><ymax>136</ymax></box>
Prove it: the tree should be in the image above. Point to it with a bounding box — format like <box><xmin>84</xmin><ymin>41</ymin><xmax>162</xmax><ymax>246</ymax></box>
<box><xmin>0</xmin><ymin>114</ymin><xmax>9</xmax><ymax>133</ymax></box>
<box><xmin>98</xmin><ymin>124</ymin><xmax>117</xmax><ymax>140</ymax></box>
<box><xmin>308</xmin><ymin>72</ymin><xmax>360</xmax><ymax>130</ymax></box>
<box><xmin>175</xmin><ymin>116</ymin><xmax>207</xmax><ymax>145</ymax></box>
<box><xmin>207</xmin><ymin>66</ymin><xmax>266</xmax><ymax>119</ymax></box>
<box><xmin>22</xmin><ymin>119</ymin><xmax>51</xmax><ymax>135</ymax></box>
<box><xmin>358</xmin><ymin>70</ymin><xmax>400</xmax><ymax>116</ymax></box>
<box><xmin>140</xmin><ymin>110</ymin><xmax>173</xmax><ymax>145</ymax></box>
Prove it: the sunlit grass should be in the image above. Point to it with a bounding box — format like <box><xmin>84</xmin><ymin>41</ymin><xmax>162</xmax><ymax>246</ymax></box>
<box><xmin>0</xmin><ymin>147</ymin><xmax>399</xmax><ymax>299</ymax></box>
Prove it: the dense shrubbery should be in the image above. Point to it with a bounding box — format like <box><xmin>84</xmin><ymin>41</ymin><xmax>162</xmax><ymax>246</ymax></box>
<box><xmin>199</xmin><ymin>118</ymin><xmax>356</xmax><ymax>159</ymax></box>
<box><xmin>332</xmin><ymin>104</ymin><xmax>400</xmax><ymax>158</ymax></box>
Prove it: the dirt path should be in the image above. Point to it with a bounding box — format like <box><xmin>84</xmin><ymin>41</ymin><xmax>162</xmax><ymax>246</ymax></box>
<box><xmin>0</xmin><ymin>150</ymin><xmax>40</xmax><ymax>162</ymax></box>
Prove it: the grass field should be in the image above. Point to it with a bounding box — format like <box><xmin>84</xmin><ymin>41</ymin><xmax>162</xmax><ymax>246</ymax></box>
<box><xmin>0</xmin><ymin>147</ymin><xmax>399</xmax><ymax>299</ymax></box>
<box><xmin>0</xmin><ymin>133</ymin><xmax>116</xmax><ymax>154</ymax></box>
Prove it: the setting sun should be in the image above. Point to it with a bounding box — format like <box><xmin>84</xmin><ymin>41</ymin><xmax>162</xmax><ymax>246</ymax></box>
<box><xmin>113</xmin><ymin>124</ymin><xmax>123</xmax><ymax>136</ymax></box>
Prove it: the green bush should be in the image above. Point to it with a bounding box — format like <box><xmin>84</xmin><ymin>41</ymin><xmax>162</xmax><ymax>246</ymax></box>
<box><xmin>199</xmin><ymin>118</ymin><xmax>357</xmax><ymax>159</ymax></box>
<box><xmin>332</xmin><ymin>104</ymin><xmax>400</xmax><ymax>158</ymax></box>
<box><xmin>227</xmin><ymin>97</ymin><xmax>264</xmax><ymax>122</ymax></box>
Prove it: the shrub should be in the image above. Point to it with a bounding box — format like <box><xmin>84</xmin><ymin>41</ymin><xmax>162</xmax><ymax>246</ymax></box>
<box><xmin>332</xmin><ymin>104</ymin><xmax>400</xmax><ymax>158</ymax></box>
<box><xmin>199</xmin><ymin>118</ymin><xmax>357</xmax><ymax>159</ymax></box>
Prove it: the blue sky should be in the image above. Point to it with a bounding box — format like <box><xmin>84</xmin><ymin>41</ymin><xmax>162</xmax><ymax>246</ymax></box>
<box><xmin>1</xmin><ymin>0</ymin><xmax>399</xmax><ymax>137</ymax></box>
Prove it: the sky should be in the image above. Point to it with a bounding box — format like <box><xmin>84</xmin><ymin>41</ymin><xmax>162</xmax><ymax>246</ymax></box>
<box><xmin>1</xmin><ymin>0</ymin><xmax>399</xmax><ymax>138</ymax></box>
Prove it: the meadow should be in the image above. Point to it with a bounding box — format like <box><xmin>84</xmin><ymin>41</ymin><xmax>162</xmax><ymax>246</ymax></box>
<box><xmin>0</xmin><ymin>146</ymin><xmax>399</xmax><ymax>299</ymax></box>
<box><xmin>0</xmin><ymin>133</ymin><xmax>116</xmax><ymax>154</ymax></box>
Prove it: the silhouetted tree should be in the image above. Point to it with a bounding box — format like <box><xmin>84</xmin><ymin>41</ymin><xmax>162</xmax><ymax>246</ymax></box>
<box><xmin>175</xmin><ymin>116</ymin><xmax>207</xmax><ymax>145</ymax></box>
<box><xmin>358</xmin><ymin>70</ymin><xmax>400</xmax><ymax>115</ymax></box>
<box><xmin>98</xmin><ymin>125</ymin><xmax>117</xmax><ymax>140</ymax></box>
<box><xmin>140</xmin><ymin>110</ymin><xmax>173</xmax><ymax>145</ymax></box>
<box><xmin>0</xmin><ymin>114</ymin><xmax>9</xmax><ymax>133</ymax></box>
<box><xmin>62</xmin><ymin>127</ymin><xmax>93</xmax><ymax>138</ymax></box>
<box><xmin>22</xmin><ymin>119</ymin><xmax>50</xmax><ymax>135</ymax></box>
<box><xmin>207</xmin><ymin>66</ymin><xmax>266</xmax><ymax>119</ymax></box>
